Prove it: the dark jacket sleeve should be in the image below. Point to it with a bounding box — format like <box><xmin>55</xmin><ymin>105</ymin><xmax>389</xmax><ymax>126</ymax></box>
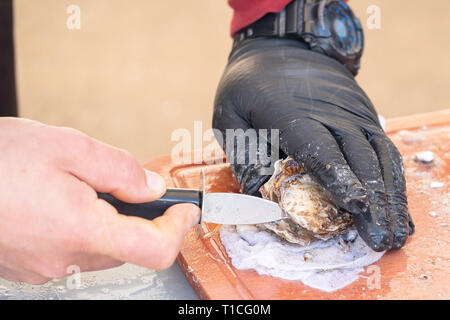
<box><xmin>0</xmin><ymin>0</ymin><xmax>18</xmax><ymax>117</ymax></box>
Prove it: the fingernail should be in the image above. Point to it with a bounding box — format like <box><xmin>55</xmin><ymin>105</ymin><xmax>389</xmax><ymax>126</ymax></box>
<box><xmin>144</xmin><ymin>169</ymin><xmax>166</xmax><ymax>198</ymax></box>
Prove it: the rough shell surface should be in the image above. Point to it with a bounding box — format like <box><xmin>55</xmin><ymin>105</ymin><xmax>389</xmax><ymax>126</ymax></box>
<box><xmin>259</xmin><ymin>157</ymin><xmax>354</xmax><ymax>245</ymax></box>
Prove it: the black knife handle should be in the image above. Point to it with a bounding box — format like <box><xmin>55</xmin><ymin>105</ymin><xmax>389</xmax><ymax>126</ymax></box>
<box><xmin>97</xmin><ymin>188</ymin><xmax>202</xmax><ymax>221</ymax></box>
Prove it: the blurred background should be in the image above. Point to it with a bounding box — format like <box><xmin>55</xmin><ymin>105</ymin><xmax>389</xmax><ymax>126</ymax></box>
<box><xmin>14</xmin><ymin>0</ymin><xmax>450</xmax><ymax>163</ymax></box>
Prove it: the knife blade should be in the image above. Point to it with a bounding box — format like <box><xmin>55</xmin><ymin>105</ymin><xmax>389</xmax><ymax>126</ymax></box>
<box><xmin>97</xmin><ymin>188</ymin><xmax>287</xmax><ymax>225</ymax></box>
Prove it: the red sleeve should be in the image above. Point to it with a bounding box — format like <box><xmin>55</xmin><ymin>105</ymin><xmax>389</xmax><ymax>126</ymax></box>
<box><xmin>229</xmin><ymin>0</ymin><xmax>293</xmax><ymax>36</ymax></box>
<box><xmin>229</xmin><ymin>0</ymin><xmax>349</xmax><ymax>36</ymax></box>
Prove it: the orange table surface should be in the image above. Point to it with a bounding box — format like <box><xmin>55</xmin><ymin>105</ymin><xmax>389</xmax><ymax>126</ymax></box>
<box><xmin>144</xmin><ymin>110</ymin><xmax>450</xmax><ymax>300</ymax></box>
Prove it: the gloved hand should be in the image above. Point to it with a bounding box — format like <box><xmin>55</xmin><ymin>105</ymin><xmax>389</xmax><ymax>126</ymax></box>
<box><xmin>213</xmin><ymin>38</ymin><xmax>414</xmax><ymax>252</ymax></box>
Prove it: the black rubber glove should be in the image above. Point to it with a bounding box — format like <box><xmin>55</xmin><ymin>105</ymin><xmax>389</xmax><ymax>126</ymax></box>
<box><xmin>213</xmin><ymin>38</ymin><xmax>414</xmax><ymax>252</ymax></box>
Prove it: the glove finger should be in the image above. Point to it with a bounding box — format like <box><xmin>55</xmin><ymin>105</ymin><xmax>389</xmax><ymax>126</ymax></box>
<box><xmin>335</xmin><ymin>131</ymin><xmax>392</xmax><ymax>251</ymax></box>
<box><xmin>281</xmin><ymin>120</ymin><xmax>368</xmax><ymax>215</ymax></box>
<box><xmin>370</xmin><ymin>134</ymin><xmax>411</xmax><ymax>249</ymax></box>
<box><xmin>213</xmin><ymin>107</ymin><xmax>273</xmax><ymax>196</ymax></box>
<box><xmin>408</xmin><ymin>213</ymin><xmax>415</xmax><ymax>235</ymax></box>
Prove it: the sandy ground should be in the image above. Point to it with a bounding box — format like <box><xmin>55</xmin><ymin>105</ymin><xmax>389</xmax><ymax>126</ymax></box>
<box><xmin>13</xmin><ymin>0</ymin><xmax>450</xmax><ymax>163</ymax></box>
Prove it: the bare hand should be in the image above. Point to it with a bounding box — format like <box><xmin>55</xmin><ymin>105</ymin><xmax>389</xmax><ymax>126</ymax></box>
<box><xmin>0</xmin><ymin>117</ymin><xmax>200</xmax><ymax>284</ymax></box>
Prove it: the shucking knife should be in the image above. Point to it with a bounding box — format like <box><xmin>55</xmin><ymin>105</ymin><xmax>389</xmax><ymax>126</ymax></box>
<box><xmin>97</xmin><ymin>170</ymin><xmax>286</xmax><ymax>225</ymax></box>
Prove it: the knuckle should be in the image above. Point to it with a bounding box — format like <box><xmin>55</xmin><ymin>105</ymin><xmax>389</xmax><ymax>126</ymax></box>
<box><xmin>73</xmin><ymin>131</ymin><xmax>95</xmax><ymax>156</ymax></box>
<box><xmin>123</xmin><ymin>152</ymin><xmax>139</xmax><ymax>173</ymax></box>
<box><xmin>60</xmin><ymin>126</ymin><xmax>90</xmax><ymax>146</ymax></box>
<box><xmin>115</xmin><ymin>149</ymin><xmax>141</xmax><ymax>183</ymax></box>
<box><xmin>57</xmin><ymin>127</ymin><xmax>96</xmax><ymax>160</ymax></box>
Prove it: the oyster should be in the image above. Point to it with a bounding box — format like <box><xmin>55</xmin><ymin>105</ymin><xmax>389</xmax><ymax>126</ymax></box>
<box><xmin>259</xmin><ymin>157</ymin><xmax>354</xmax><ymax>246</ymax></box>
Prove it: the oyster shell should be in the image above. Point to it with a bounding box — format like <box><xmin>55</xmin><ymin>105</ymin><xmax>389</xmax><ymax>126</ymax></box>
<box><xmin>259</xmin><ymin>157</ymin><xmax>354</xmax><ymax>246</ymax></box>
